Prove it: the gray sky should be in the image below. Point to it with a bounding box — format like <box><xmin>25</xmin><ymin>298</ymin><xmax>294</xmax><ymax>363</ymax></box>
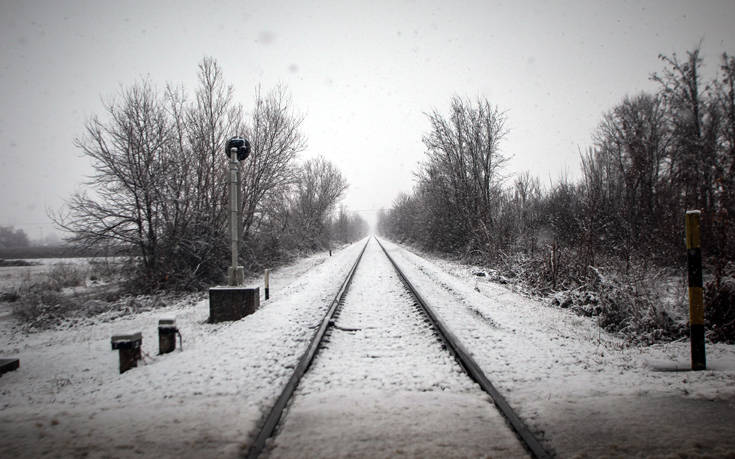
<box><xmin>1</xmin><ymin>0</ymin><xmax>734</xmax><ymax>238</ymax></box>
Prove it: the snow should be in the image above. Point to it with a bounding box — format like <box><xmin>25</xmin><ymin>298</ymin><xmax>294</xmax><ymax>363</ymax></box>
<box><xmin>0</xmin><ymin>258</ymin><xmax>79</xmax><ymax>290</ymax></box>
<box><xmin>1</xmin><ymin>236</ymin><xmax>734</xmax><ymax>457</ymax></box>
<box><xmin>266</xmin><ymin>238</ymin><xmax>526</xmax><ymax>458</ymax></box>
<box><xmin>379</xmin><ymin>237</ymin><xmax>735</xmax><ymax>457</ymax></box>
<box><xmin>0</xmin><ymin>242</ymin><xmax>365</xmax><ymax>458</ymax></box>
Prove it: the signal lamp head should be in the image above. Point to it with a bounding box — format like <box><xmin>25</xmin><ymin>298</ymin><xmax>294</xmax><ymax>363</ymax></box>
<box><xmin>225</xmin><ymin>136</ymin><xmax>251</xmax><ymax>161</ymax></box>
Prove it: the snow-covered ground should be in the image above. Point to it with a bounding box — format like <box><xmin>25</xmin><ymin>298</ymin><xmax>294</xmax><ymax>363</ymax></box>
<box><xmin>266</xmin><ymin>238</ymin><xmax>526</xmax><ymax>458</ymax></box>
<box><xmin>0</xmin><ymin>257</ymin><xmax>95</xmax><ymax>290</ymax></box>
<box><xmin>379</xmin><ymin>238</ymin><xmax>735</xmax><ymax>457</ymax></box>
<box><xmin>1</xmin><ymin>236</ymin><xmax>734</xmax><ymax>458</ymax></box>
<box><xmin>0</xmin><ymin>242</ymin><xmax>365</xmax><ymax>458</ymax></box>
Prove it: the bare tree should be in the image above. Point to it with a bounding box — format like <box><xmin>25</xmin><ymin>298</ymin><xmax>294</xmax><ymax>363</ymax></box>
<box><xmin>177</xmin><ymin>57</ymin><xmax>244</xmax><ymax>277</ymax></box>
<box><xmin>291</xmin><ymin>156</ymin><xmax>348</xmax><ymax>249</ymax></box>
<box><xmin>380</xmin><ymin>192</ymin><xmax>424</xmax><ymax>244</ymax></box>
<box><xmin>419</xmin><ymin>96</ymin><xmax>509</xmax><ymax>252</ymax></box>
<box><xmin>241</xmin><ymin>85</ymin><xmax>306</xmax><ymax>244</ymax></box>
<box><xmin>590</xmin><ymin>93</ymin><xmax>671</xmax><ymax>263</ymax></box>
<box><xmin>509</xmin><ymin>171</ymin><xmax>543</xmax><ymax>254</ymax></box>
<box><xmin>56</xmin><ymin>58</ymin><xmax>308</xmax><ymax>290</ymax></box>
<box><xmin>652</xmin><ymin>46</ymin><xmax>720</xmax><ymax>220</ymax></box>
<box><xmin>331</xmin><ymin>205</ymin><xmax>369</xmax><ymax>243</ymax></box>
<box><xmin>717</xmin><ymin>53</ymin><xmax>735</xmax><ymax>184</ymax></box>
<box><xmin>57</xmin><ymin>77</ymin><xmax>173</xmax><ymax>283</ymax></box>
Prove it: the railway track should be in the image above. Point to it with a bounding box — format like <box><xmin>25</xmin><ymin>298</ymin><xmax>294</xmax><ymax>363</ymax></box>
<box><xmin>245</xmin><ymin>237</ymin><xmax>552</xmax><ymax>458</ymax></box>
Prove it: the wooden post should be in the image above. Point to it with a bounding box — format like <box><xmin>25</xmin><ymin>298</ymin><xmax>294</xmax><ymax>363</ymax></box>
<box><xmin>686</xmin><ymin>210</ymin><xmax>706</xmax><ymax>370</ymax></box>
<box><xmin>264</xmin><ymin>269</ymin><xmax>270</xmax><ymax>300</ymax></box>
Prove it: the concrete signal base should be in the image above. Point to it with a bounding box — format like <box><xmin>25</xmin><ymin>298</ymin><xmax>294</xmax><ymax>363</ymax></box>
<box><xmin>227</xmin><ymin>265</ymin><xmax>245</xmax><ymax>286</ymax></box>
<box><xmin>209</xmin><ymin>286</ymin><xmax>260</xmax><ymax>323</ymax></box>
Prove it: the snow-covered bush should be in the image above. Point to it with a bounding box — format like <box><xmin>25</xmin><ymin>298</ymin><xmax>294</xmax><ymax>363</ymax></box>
<box><xmin>11</xmin><ymin>284</ymin><xmax>76</xmax><ymax>329</ymax></box>
<box><xmin>0</xmin><ymin>259</ymin><xmax>36</xmax><ymax>267</ymax></box>
<box><xmin>587</xmin><ymin>266</ymin><xmax>684</xmax><ymax>343</ymax></box>
<box><xmin>10</xmin><ymin>262</ymin><xmax>124</xmax><ymax>330</ymax></box>
<box><xmin>518</xmin><ymin>250</ymin><xmax>687</xmax><ymax>344</ymax></box>
<box><xmin>46</xmin><ymin>263</ymin><xmax>87</xmax><ymax>290</ymax></box>
<box><xmin>706</xmin><ymin>262</ymin><xmax>735</xmax><ymax>343</ymax></box>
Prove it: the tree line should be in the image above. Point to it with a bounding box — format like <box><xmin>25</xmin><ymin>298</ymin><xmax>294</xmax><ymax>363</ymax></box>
<box><xmin>0</xmin><ymin>226</ymin><xmax>30</xmax><ymax>249</ymax></box>
<box><xmin>55</xmin><ymin>58</ymin><xmax>367</xmax><ymax>291</ymax></box>
<box><xmin>378</xmin><ymin>46</ymin><xmax>735</xmax><ymax>341</ymax></box>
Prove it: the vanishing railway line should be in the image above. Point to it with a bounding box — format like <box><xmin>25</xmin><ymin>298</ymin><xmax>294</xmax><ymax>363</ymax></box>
<box><xmin>245</xmin><ymin>237</ymin><xmax>552</xmax><ymax>458</ymax></box>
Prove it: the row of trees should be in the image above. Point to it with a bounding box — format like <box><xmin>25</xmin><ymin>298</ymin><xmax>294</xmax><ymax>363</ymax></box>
<box><xmin>57</xmin><ymin>58</ymin><xmax>367</xmax><ymax>291</ymax></box>
<box><xmin>0</xmin><ymin>226</ymin><xmax>30</xmax><ymax>249</ymax></box>
<box><xmin>331</xmin><ymin>205</ymin><xmax>371</xmax><ymax>244</ymax></box>
<box><xmin>376</xmin><ymin>94</ymin><xmax>518</xmax><ymax>259</ymax></box>
<box><xmin>379</xmin><ymin>45</ymin><xmax>735</xmax><ymax>287</ymax></box>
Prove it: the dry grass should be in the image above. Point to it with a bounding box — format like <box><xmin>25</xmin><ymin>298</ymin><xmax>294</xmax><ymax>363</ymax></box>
<box><xmin>6</xmin><ymin>260</ymin><xmax>128</xmax><ymax>330</ymax></box>
<box><xmin>496</xmin><ymin>249</ymin><xmax>688</xmax><ymax>344</ymax></box>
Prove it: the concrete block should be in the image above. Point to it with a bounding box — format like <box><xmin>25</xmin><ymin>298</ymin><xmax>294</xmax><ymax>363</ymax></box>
<box><xmin>209</xmin><ymin>286</ymin><xmax>260</xmax><ymax>323</ymax></box>
<box><xmin>111</xmin><ymin>332</ymin><xmax>142</xmax><ymax>374</ymax></box>
<box><xmin>0</xmin><ymin>358</ymin><xmax>19</xmax><ymax>376</ymax></box>
<box><xmin>158</xmin><ymin>319</ymin><xmax>177</xmax><ymax>355</ymax></box>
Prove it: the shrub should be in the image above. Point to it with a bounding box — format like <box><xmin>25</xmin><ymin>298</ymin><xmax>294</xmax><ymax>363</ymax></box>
<box><xmin>0</xmin><ymin>259</ymin><xmax>38</xmax><ymax>267</ymax></box>
<box><xmin>88</xmin><ymin>258</ymin><xmax>127</xmax><ymax>282</ymax></box>
<box><xmin>706</xmin><ymin>262</ymin><xmax>735</xmax><ymax>343</ymax></box>
<box><xmin>11</xmin><ymin>287</ymin><xmax>77</xmax><ymax>329</ymax></box>
<box><xmin>10</xmin><ymin>263</ymin><xmax>92</xmax><ymax>329</ymax></box>
<box><xmin>513</xmin><ymin>250</ymin><xmax>686</xmax><ymax>344</ymax></box>
<box><xmin>588</xmin><ymin>266</ymin><xmax>684</xmax><ymax>343</ymax></box>
<box><xmin>46</xmin><ymin>263</ymin><xmax>87</xmax><ymax>289</ymax></box>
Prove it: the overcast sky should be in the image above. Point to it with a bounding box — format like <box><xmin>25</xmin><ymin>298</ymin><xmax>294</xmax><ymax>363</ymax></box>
<box><xmin>1</xmin><ymin>0</ymin><xmax>734</xmax><ymax>238</ymax></box>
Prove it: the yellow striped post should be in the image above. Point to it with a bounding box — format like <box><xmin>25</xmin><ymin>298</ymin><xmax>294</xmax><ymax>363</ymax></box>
<box><xmin>686</xmin><ymin>210</ymin><xmax>706</xmax><ymax>370</ymax></box>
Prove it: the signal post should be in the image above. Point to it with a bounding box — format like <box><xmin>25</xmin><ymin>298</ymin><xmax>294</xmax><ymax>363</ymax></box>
<box><xmin>209</xmin><ymin>136</ymin><xmax>260</xmax><ymax>323</ymax></box>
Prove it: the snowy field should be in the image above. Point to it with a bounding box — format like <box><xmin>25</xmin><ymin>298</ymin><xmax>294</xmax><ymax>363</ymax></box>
<box><xmin>1</xmin><ymin>237</ymin><xmax>734</xmax><ymax>457</ymax></box>
<box><xmin>0</xmin><ymin>257</ymin><xmax>128</xmax><ymax>323</ymax></box>
<box><xmin>0</xmin><ymin>257</ymin><xmax>95</xmax><ymax>290</ymax></box>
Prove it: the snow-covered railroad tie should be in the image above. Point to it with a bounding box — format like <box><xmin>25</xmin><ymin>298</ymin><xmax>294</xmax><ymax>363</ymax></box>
<box><xmin>246</xmin><ymin>237</ymin><xmax>551</xmax><ymax>458</ymax></box>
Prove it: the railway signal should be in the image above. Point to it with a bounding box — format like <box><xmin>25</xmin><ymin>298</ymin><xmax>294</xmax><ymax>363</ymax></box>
<box><xmin>208</xmin><ymin>136</ymin><xmax>260</xmax><ymax>323</ymax></box>
<box><xmin>226</xmin><ymin>136</ymin><xmax>251</xmax><ymax>286</ymax></box>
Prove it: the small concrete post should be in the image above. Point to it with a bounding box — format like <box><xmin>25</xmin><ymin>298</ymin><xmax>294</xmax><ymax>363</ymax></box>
<box><xmin>0</xmin><ymin>358</ymin><xmax>19</xmax><ymax>376</ymax></box>
<box><xmin>686</xmin><ymin>210</ymin><xmax>706</xmax><ymax>370</ymax></box>
<box><xmin>264</xmin><ymin>269</ymin><xmax>270</xmax><ymax>300</ymax></box>
<box><xmin>111</xmin><ymin>332</ymin><xmax>142</xmax><ymax>374</ymax></box>
<box><xmin>158</xmin><ymin>319</ymin><xmax>178</xmax><ymax>354</ymax></box>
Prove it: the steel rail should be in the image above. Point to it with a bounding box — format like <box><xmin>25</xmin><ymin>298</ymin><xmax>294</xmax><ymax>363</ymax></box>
<box><xmin>376</xmin><ymin>237</ymin><xmax>553</xmax><ymax>459</ymax></box>
<box><xmin>245</xmin><ymin>239</ymin><xmax>369</xmax><ymax>459</ymax></box>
